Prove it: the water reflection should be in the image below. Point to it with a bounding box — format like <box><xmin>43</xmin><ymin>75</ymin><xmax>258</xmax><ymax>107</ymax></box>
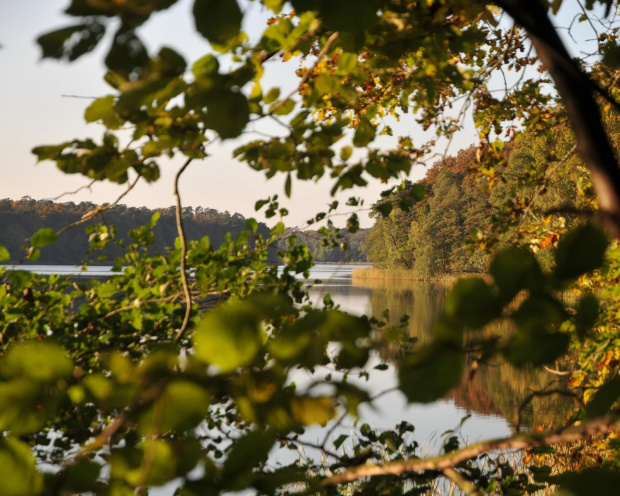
<box><xmin>306</xmin><ymin>266</ymin><xmax>572</xmax><ymax>436</ymax></box>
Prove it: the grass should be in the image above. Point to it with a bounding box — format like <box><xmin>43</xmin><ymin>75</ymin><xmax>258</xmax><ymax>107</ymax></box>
<box><xmin>351</xmin><ymin>268</ymin><xmax>485</xmax><ymax>284</ymax></box>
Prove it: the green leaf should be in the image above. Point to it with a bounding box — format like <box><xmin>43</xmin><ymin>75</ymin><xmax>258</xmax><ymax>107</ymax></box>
<box><xmin>290</xmin><ymin>395</ymin><xmax>336</xmax><ymax>426</ymax></box>
<box><xmin>554</xmin><ymin>223</ymin><xmax>608</xmax><ymax>280</ymax></box>
<box><xmin>399</xmin><ymin>342</ymin><xmax>464</xmax><ymax>403</ymax></box>
<box><xmin>314</xmin><ymin>74</ymin><xmax>340</xmax><ymax>94</ymax></box>
<box><xmin>0</xmin><ymin>437</ymin><xmax>43</xmax><ymax>496</ymax></box>
<box><xmin>85</xmin><ymin>95</ymin><xmax>123</xmax><ymax>129</ymax></box>
<box><xmin>31</xmin><ymin>228</ymin><xmax>58</xmax><ymax>248</ymax></box>
<box><xmin>353</xmin><ymin>119</ymin><xmax>376</xmax><ymax>148</ymax></box>
<box><xmin>0</xmin><ymin>246</ymin><xmax>9</xmax><ymax>262</ymax></box>
<box><xmin>550</xmin><ymin>469</ymin><xmax>620</xmax><ymax>496</ymax></box>
<box><xmin>503</xmin><ymin>327</ymin><xmax>569</xmax><ymax>368</ymax></box>
<box><xmin>193</xmin><ymin>0</ymin><xmax>242</xmax><ymax>46</ymax></box>
<box><xmin>37</xmin><ymin>22</ymin><xmax>105</xmax><ymax>61</ymax></box>
<box><xmin>490</xmin><ymin>247</ymin><xmax>545</xmax><ymax>302</ymax></box>
<box><xmin>203</xmin><ymin>91</ymin><xmax>249</xmax><ymax>139</ymax></box>
<box><xmin>340</xmin><ymin>146</ymin><xmax>353</xmax><ymax>161</ymax></box>
<box><xmin>141</xmin><ymin>381</ymin><xmax>210</xmax><ymax>433</ymax></box>
<box><xmin>192</xmin><ymin>53</ymin><xmax>219</xmax><ymax>78</ymax></box>
<box><xmin>222</xmin><ymin>431</ymin><xmax>276</xmax><ymax>488</ymax></box>
<box><xmin>193</xmin><ymin>299</ymin><xmax>270</xmax><ymax>373</ymax></box>
<box><xmin>574</xmin><ymin>293</ymin><xmax>599</xmax><ymax>340</ymax></box>
<box><xmin>245</xmin><ymin>218</ymin><xmax>258</xmax><ymax>233</ymax></box>
<box><xmin>284</xmin><ymin>173</ymin><xmax>292</xmax><ymax>198</ymax></box>
<box><xmin>602</xmin><ymin>44</ymin><xmax>620</xmax><ymax>69</ymax></box>
<box><xmin>105</xmin><ymin>27</ymin><xmax>149</xmax><ymax>79</ymax></box>
<box><xmin>444</xmin><ymin>278</ymin><xmax>499</xmax><ymax>329</ymax></box>
<box><xmin>583</xmin><ymin>376</ymin><xmax>620</xmax><ymax>419</ymax></box>
<box><xmin>1</xmin><ymin>342</ymin><xmax>73</xmax><ymax>382</ymax></box>
<box><xmin>263</xmin><ymin>87</ymin><xmax>281</xmax><ymax>104</ymax></box>
<box><xmin>62</xmin><ymin>459</ymin><xmax>102</xmax><ymax>493</ymax></box>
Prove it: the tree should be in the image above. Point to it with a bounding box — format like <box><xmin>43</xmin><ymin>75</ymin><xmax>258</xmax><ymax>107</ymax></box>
<box><xmin>1</xmin><ymin>1</ymin><xmax>620</xmax><ymax>495</ymax></box>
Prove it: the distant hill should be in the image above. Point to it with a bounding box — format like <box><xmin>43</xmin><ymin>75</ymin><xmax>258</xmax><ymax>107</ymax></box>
<box><xmin>0</xmin><ymin>198</ymin><xmax>368</xmax><ymax>265</ymax></box>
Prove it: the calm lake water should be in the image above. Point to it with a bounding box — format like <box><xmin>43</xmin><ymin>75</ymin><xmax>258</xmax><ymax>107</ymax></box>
<box><xmin>302</xmin><ymin>264</ymin><xmax>570</xmax><ymax>452</ymax></box>
<box><xmin>6</xmin><ymin>263</ymin><xmax>570</xmax><ymax>473</ymax></box>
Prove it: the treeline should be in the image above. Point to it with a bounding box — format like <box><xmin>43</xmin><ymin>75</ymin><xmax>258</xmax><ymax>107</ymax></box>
<box><xmin>0</xmin><ymin>198</ymin><xmax>369</xmax><ymax>265</ymax></box>
<box><xmin>0</xmin><ymin>198</ymin><xmax>273</xmax><ymax>265</ymax></box>
<box><xmin>365</xmin><ymin>123</ymin><xmax>610</xmax><ymax>275</ymax></box>
<box><xmin>288</xmin><ymin>229</ymin><xmax>368</xmax><ymax>263</ymax></box>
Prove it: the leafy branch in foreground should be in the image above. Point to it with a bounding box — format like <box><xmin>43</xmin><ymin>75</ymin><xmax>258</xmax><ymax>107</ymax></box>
<box><xmin>2</xmin><ymin>0</ymin><xmax>620</xmax><ymax>495</ymax></box>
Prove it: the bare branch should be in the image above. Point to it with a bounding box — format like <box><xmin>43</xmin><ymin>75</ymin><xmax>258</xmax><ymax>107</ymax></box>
<box><xmin>45</xmin><ymin>179</ymin><xmax>97</xmax><ymax>201</ymax></box>
<box><xmin>174</xmin><ymin>158</ymin><xmax>195</xmax><ymax>343</ymax></box>
<box><xmin>55</xmin><ymin>174</ymin><xmax>141</xmax><ymax>237</ymax></box>
<box><xmin>322</xmin><ymin>414</ymin><xmax>620</xmax><ymax>486</ymax></box>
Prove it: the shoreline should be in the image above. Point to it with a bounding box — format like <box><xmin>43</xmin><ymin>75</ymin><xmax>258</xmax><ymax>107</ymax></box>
<box><xmin>352</xmin><ymin>267</ymin><xmax>486</xmax><ymax>283</ymax></box>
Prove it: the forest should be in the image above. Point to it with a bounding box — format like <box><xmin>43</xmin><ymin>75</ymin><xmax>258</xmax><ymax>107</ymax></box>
<box><xmin>0</xmin><ymin>197</ymin><xmax>367</xmax><ymax>264</ymax></box>
<box><xmin>1</xmin><ymin>1</ymin><xmax>620</xmax><ymax>495</ymax></box>
<box><xmin>365</xmin><ymin>120</ymin><xmax>615</xmax><ymax>276</ymax></box>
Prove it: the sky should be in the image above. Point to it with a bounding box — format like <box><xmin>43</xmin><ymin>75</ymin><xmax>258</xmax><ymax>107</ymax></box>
<box><xmin>0</xmin><ymin>0</ymin><xmax>440</xmax><ymax>229</ymax></box>
<box><xmin>0</xmin><ymin>1</ymin><xmax>599</xmax><ymax>229</ymax></box>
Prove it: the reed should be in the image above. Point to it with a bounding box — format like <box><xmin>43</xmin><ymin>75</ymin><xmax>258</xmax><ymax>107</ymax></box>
<box><xmin>351</xmin><ymin>268</ymin><xmax>483</xmax><ymax>284</ymax></box>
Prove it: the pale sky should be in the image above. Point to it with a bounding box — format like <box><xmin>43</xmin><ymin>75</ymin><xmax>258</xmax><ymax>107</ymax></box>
<box><xmin>0</xmin><ymin>1</ymin><xmax>596</xmax><ymax>229</ymax></box>
<box><xmin>0</xmin><ymin>0</ymin><xmax>438</xmax><ymax>229</ymax></box>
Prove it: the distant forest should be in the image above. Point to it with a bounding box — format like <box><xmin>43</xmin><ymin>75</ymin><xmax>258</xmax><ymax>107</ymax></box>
<box><xmin>0</xmin><ymin>198</ymin><xmax>368</xmax><ymax>265</ymax></box>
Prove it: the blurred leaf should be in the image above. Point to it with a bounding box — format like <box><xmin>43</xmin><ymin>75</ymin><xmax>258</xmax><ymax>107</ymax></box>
<box><xmin>141</xmin><ymin>381</ymin><xmax>210</xmax><ymax>433</ymax></box>
<box><xmin>37</xmin><ymin>22</ymin><xmax>105</xmax><ymax>61</ymax></box>
<box><xmin>194</xmin><ymin>296</ymin><xmax>291</xmax><ymax>373</ymax></box>
<box><xmin>62</xmin><ymin>459</ymin><xmax>101</xmax><ymax>493</ymax></box>
<box><xmin>31</xmin><ymin>228</ymin><xmax>58</xmax><ymax>248</ymax></box>
<box><xmin>490</xmin><ymin>247</ymin><xmax>544</xmax><ymax>302</ymax></box>
<box><xmin>0</xmin><ymin>246</ymin><xmax>9</xmax><ymax>262</ymax></box>
<box><xmin>0</xmin><ymin>437</ymin><xmax>43</xmax><ymax>496</ymax></box>
<box><xmin>193</xmin><ymin>0</ymin><xmax>242</xmax><ymax>45</ymax></box>
<box><xmin>105</xmin><ymin>27</ymin><xmax>149</xmax><ymax>79</ymax></box>
<box><xmin>353</xmin><ymin>118</ymin><xmax>376</xmax><ymax>147</ymax></box>
<box><xmin>84</xmin><ymin>95</ymin><xmax>124</xmax><ymax>129</ymax></box>
<box><xmin>444</xmin><ymin>278</ymin><xmax>499</xmax><ymax>329</ymax></box>
<box><xmin>503</xmin><ymin>328</ymin><xmax>569</xmax><ymax>367</ymax></box>
<box><xmin>602</xmin><ymin>44</ymin><xmax>620</xmax><ymax>69</ymax></box>
<box><xmin>551</xmin><ymin>469</ymin><xmax>620</xmax><ymax>496</ymax></box>
<box><xmin>222</xmin><ymin>431</ymin><xmax>276</xmax><ymax>487</ymax></box>
<box><xmin>203</xmin><ymin>91</ymin><xmax>249</xmax><ymax>139</ymax></box>
<box><xmin>554</xmin><ymin>223</ymin><xmax>608</xmax><ymax>280</ymax></box>
<box><xmin>1</xmin><ymin>342</ymin><xmax>73</xmax><ymax>381</ymax></box>
<box><xmin>583</xmin><ymin>376</ymin><xmax>620</xmax><ymax>419</ymax></box>
<box><xmin>574</xmin><ymin>293</ymin><xmax>599</xmax><ymax>340</ymax></box>
<box><xmin>290</xmin><ymin>395</ymin><xmax>336</xmax><ymax>426</ymax></box>
<box><xmin>399</xmin><ymin>342</ymin><xmax>464</xmax><ymax>403</ymax></box>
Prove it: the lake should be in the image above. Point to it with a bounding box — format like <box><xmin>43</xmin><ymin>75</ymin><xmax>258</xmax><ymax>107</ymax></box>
<box><xmin>4</xmin><ymin>263</ymin><xmax>570</xmax><ymax>478</ymax></box>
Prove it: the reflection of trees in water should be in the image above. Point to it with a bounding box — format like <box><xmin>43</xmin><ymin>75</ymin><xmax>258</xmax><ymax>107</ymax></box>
<box><xmin>356</xmin><ymin>279</ymin><xmax>573</xmax><ymax>430</ymax></box>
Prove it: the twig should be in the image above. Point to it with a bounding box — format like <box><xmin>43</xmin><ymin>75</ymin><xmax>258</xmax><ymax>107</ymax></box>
<box><xmin>56</xmin><ymin>174</ymin><xmax>141</xmax><ymax>236</ymax></box>
<box><xmin>173</xmin><ymin>158</ymin><xmax>195</xmax><ymax>342</ymax></box>
<box><xmin>269</xmin><ymin>31</ymin><xmax>340</xmax><ymax>115</ymax></box>
<box><xmin>45</xmin><ymin>179</ymin><xmax>97</xmax><ymax>201</ymax></box>
<box><xmin>322</xmin><ymin>414</ymin><xmax>620</xmax><ymax>485</ymax></box>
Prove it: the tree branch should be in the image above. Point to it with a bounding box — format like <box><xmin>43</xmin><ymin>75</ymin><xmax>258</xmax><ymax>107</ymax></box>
<box><xmin>173</xmin><ymin>158</ymin><xmax>194</xmax><ymax>343</ymax></box>
<box><xmin>269</xmin><ymin>31</ymin><xmax>340</xmax><ymax>115</ymax></box>
<box><xmin>322</xmin><ymin>414</ymin><xmax>619</xmax><ymax>486</ymax></box>
<box><xmin>496</xmin><ymin>0</ymin><xmax>620</xmax><ymax>237</ymax></box>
